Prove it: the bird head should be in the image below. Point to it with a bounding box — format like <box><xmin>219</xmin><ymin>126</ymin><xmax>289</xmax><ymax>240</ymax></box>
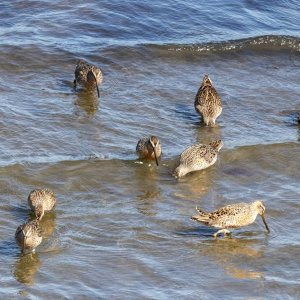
<box><xmin>209</xmin><ymin>139</ymin><xmax>224</xmax><ymax>152</ymax></box>
<box><xmin>201</xmin><ymin>74</ymin><xmax>213</xmax><ymax>87</ymax></box>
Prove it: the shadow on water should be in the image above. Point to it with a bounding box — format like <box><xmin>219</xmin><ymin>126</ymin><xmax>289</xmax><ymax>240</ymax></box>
<box><xmin>9</xmin><ymin>204</ymin><xmax>29</xmax><ymax>223</ymax></box>
<box><xmin>176</xmin><ymin>226</ymin><xmax>216</xmax><ymax>238</ymax></box>
<box><xmin>281</xmin><ymin>110</ymin><xmax>300</xmax><ymax>126</ymax></box>
<box><xmin>0</xmin><ymin>240</ymin><xmax>18</xmax><ymax>257</ymax></box>
<box><xmin>74</xmin><ymin>88</ymin><xmax>100</xmax><ymax>116</ymax></box>
<box><xmin>279</xmin><ymin>110</ymin><xmax>300</xmax><ymax>141</ymax></box>
<box><xmin>174</xmin><ymin>103</ymin><xmax>200</xmax><ymax>125</ymax></box>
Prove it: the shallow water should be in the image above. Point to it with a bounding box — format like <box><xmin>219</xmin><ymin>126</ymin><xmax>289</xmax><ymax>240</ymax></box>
<box><xmin>0</xmin><ymin>1</ymin><xmax>300</xmax><ymax>299</ymax></box>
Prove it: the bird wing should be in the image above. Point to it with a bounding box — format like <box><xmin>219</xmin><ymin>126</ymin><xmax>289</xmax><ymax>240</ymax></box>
<box><xmin>208</xmin><ymin>203</ymin><xmax>249</xmax><ymax>228</ymax></box>
<box><xmin>136</xmin><ymin>137</ymin><xmax>148</xmax><ymax>153</ymax></box>
<box><xmin>195</xmin><ymin>86</ymin><xmax>221</xmax><ymax>107</ymax></box>
<box><xmin>180</xmin><ymin>144</ymin><xmax>216</xmax><ymax>165</ymax></box>
<box><xmin>28</xmin><ymin>220</ymin><xmax>42</xmax><ymax>237</ymax></box>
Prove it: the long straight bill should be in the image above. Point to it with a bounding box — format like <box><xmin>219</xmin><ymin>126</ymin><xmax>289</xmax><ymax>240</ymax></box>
<box><xmin>96</xmin><ymin>84</ymin><xmax>100</xmax><ymax>98</ymax></box>
<box><xmin>261</xmin><ymin>214</ymin><xmax>270</xmax><ymax>233</ymax></box>
<box><xmin>153</xmin><ymin>147</ymin><xmax>159</xmax><ymax>166</ymax></box>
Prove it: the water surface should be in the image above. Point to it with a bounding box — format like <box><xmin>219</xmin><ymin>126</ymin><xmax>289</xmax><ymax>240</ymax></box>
<box><xmin>0</xmin><ymin>1</ymin><xmax>300</xmax><ymax>299</ymax></box>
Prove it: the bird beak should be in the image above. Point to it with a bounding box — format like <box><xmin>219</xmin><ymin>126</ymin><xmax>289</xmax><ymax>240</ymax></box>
<box><xmin>152</xmin><ymin>146</ymin><xmax>159</xmax><ymax>166</ymax></box>
<box><xmin>261</xmin><ymin>214</ymin><xmax>270</xmax><ymax>233</ymax></box>
<box><xmin>96</xmin><ymin>84</ymin><xmax>100</xmax><ymax>98</ymax></box>
<box><xmin>90</xmin><ymin>71</ymin><xmax>100</xmax><ymax>98</ymax></box>
<box><xmin>22</xmin><ymin>234</ymin><xmax>27</xmax><ymax>251</ymax></box>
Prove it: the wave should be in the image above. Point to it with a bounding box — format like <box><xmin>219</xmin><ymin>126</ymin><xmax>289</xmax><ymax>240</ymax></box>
<box><xmin>1</xmin><ymin>35</ymin><xmax>299</xmax><ymax>60</ymax></box>
<box><xmin>143</xmin><ymin>35</ymin><xmax>300</xmax><ymax>54</ymax></box>
<box><xmin>0</xmin><ymin>141</ymin><xmax>299</xmax><ymax>168</ymax></box>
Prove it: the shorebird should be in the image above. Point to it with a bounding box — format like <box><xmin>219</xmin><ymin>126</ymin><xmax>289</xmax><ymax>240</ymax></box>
<box><xmin>136</xmin><ymin>136</ymin><xmax>162</xmax><ymax>166</ymax></box>
<box><xmin>191</xmin><ymin>200</ymin><xmax>270</xmax><ymax>238</ymax></box>
<box><xmin>194</xmin><ymin>75</ymin><xmax>222</xmax><ymax>126</ymax></box>
<box><xmin>15</xmin><ymin>219</ymin><xmax>43</xmax><ymax>253</ymax></box>
<box><xmin>74</xmin><ymin>60</ymin><xmax>103</xmax><ymax>97</ymax></box>
<box><xmin>28</xmin><ymin>189</ymin><xmax>56</xmax><ymax>221</ymax></box>
<box><xmin>173</xmin><ymin>140</ymin><xmax>223</xmax><ymax>178</ymax></box>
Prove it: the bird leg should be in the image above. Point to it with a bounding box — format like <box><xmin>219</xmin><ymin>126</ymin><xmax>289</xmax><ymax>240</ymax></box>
<box><xmin>73</xmin><ymin>79</ymin><xmax>77</xmax><ymax>90</ymax></box>
<box><xmin>213</xmin><ymin>229</ymin><xmax>231</xmax><ymax>238</ymax></box>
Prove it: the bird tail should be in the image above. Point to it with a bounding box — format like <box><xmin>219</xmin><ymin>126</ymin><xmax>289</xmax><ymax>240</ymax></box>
<box><xmin>191</xmin><ymin>206</ymin><xmax>210</xmax><ymax>224</ymax></box>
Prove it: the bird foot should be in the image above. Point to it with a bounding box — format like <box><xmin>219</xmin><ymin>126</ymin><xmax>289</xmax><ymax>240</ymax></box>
<box><xmin>213</xmin><ymin>229</ymin><xmax>231</xmax><ymax>238</ymax></box>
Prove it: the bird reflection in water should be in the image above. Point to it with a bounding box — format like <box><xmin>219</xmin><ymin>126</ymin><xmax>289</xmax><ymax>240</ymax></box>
<box><xmin>201</xmin><ymin>238</ymin><xmax>264</xmax><ymax>280</ymax></box>
<box><xmin>38</xmin><ymin>211</ymin><xmax>56</xmax><ymax>241</ymax></box>
<box><xmin>134</xmin><ymin>163</ymin><xmax>161</xmax><ymax>216</ymax></box>
<box><xmin>195</xmin><ymin>124</ymin><xmax>222</xmax><ymax>146</ymax></box>
<box><xmin>173</xmin><ymin>167</ymin><xmax>214</xmax><ymax>201</ymax></box>
<box><xmin>14</xmin><ymin>252</ymin><xmax>41</xmax><ymax>285</ymax></box>
<box><xmin>74</xmin><ymin>89</ymin><xmax>100</xmax><ymax>116</ymax></box>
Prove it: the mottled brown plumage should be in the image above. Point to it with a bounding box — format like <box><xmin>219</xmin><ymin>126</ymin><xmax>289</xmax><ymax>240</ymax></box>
<box><xmin>74</xmin><ymin>60</ymin><xmax>103</xmax><ymax>97</ymax></box>
<box><xmin>28</xmin><ymin>189</ymin><xmax>56</xmax><ymax>220</ymax></box>
<box><xmin>173</xmin><ymin>140</ymin><xmax>223</xmax><ymax>178</ymax></box>
<box><xmin>136</xmin><ymin>136</ymin><xmax>162</xmax><ymax>166</ymax></box>
<box><xmin>194</xmin><ymin>75</ymin><xmax>222</xmax><ymax>126</ymax></box>
<box><xmin>15</xmin><ymin>219</ymin><xmax>42</xmax><ymax>253</ymax></box>
<box><xmin>191</xmin><ymin>200</ymin><xmax>270</xmax><ymax>237</ymax></box>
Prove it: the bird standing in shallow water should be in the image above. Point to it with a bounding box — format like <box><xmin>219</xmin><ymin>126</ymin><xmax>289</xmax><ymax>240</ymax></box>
<box><xmin>194</xmin><ymin>75</ymin><xmax>222</xmax><ymax>126</ymax></box>
<box><xmin>191</xmin><ymin>200</ymin><xmax>270</xmax><ymax>238</ymax></box>
<box><xmin>173</xmin><ymin>140</ymin><xmax>223</xmax><ymax>178</ymax></box>
<box><xmin>15</xmin><ymin>219</ymin><xmax>42</xmax><ymax>253</ymax></box>
<box><xmin>136</xmin><ymin>136</ymin><xmax>162</xmax><ymax>166</ymax></box>
<box><xmin>74</xmin><ymin>60</ymin><xmax>103</xmax><ymax>97</ymax></box>
<box><xmin>28</xmin><ymin>189</ymin><xmax>56</xmax><ymax>221</ymax></box>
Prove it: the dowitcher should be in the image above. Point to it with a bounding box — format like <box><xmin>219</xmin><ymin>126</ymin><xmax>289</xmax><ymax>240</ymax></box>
<box><xmin>136</xmin><ymin>136</ymin><xmax>162</xmax><ymax>166</ymax></box>
<box><xmin>28</xmin><ymin>189</ymin><xmax>56</xmax><ymax>221</ymax></box>
<box><xmin>15</xmin><ymin>219</ymin><xmax>42</xmax><ymax>253</ymax></box>
<box><xmin>194</xmin><ymin>75</ymin><xmax>222</xmax><ymax>126</ymax></box>
<box><xmin>173</xmin><ymin>139</ymin><xmax>223</xmax><ymax>178</ymax></box>
<box><xmin>74</xmin><ymin>60</ymin><xmax>103</xmax><ymax>97</ymax></box>
<box><xmin>191</xmin><ymin>200</ymin><xmax>270</xmax><ymax>237</ymax></box>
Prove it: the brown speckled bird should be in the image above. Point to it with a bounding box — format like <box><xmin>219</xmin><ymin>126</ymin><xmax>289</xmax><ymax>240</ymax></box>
<box><xmin>194</xmin><ymin>75</ymin><xmax>222</xmax><ymax>126</ymax></box>
<box><xmin>136</xmin><ymin>136</ymin><xmax>162</xmax><ymax>166</ymax></box>
<box><xmin>28</xmin><ymin>189</ymin><xmax>56</xmax><ymax>221</ymax></box>
<box><xmin>191</xmin><ymin>200</ymin><xmax>270</xmax><ymax>238</ymax></box>
<box><xmin>15</xmin><ymin>219</ymin><xmax>43</xmax><ymax>253</ymax></box>
<box><xmin>173</xmin><ymin>140</ymin><xmax>223</xmax><ymax>178</ymax></box>
<box><xmin>74</xmin><ymin>60</ymin><xmax>103</xmax><ymax>97</ymax></box>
